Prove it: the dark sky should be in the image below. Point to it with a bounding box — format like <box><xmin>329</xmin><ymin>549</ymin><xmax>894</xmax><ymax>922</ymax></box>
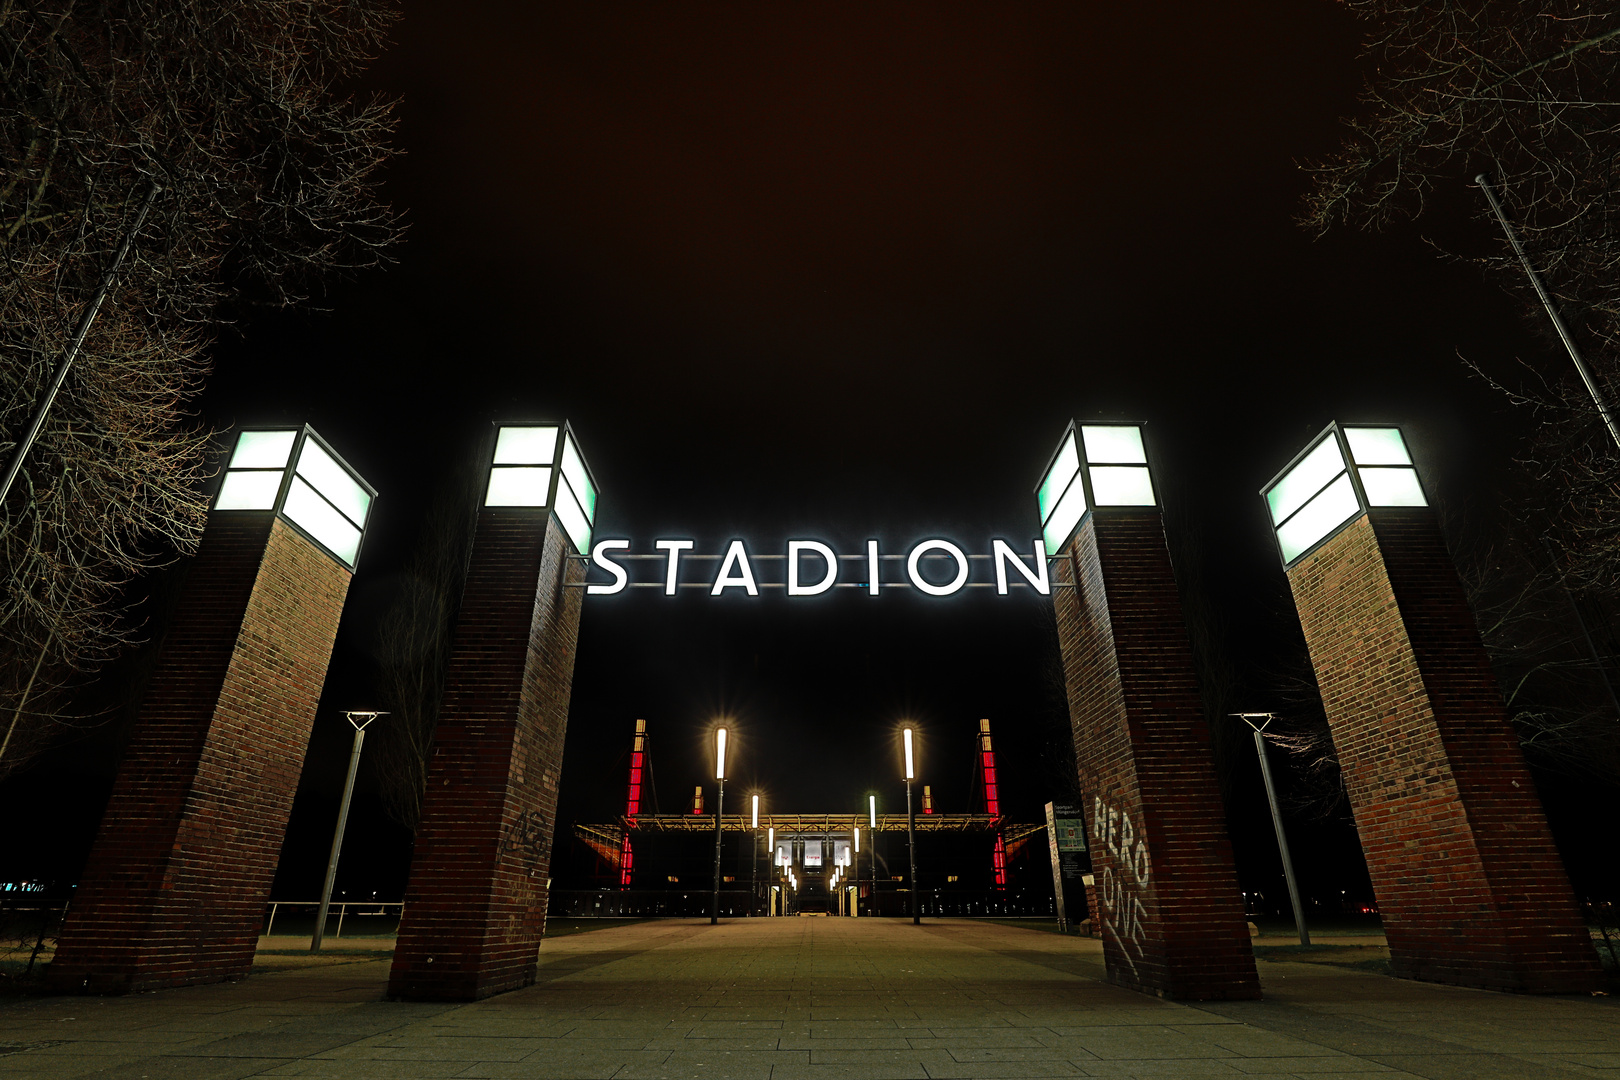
<box><xmin>12</xmin><ymin>4</ymin><xmax>1582</xmax><ymax>905</ymax></box>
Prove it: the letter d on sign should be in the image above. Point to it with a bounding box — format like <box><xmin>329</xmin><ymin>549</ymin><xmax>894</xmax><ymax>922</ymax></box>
<box><xmin>787</xmin><ymin>541</ymin><xmax>838</xmax><ymax>596</ymax></box>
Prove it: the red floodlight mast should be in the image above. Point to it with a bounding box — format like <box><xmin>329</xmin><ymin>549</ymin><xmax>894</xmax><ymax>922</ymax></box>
<box><xmin>619</xmin><ymin>719</ymin><xmax>648</xmax><ymax>888</ymax></box>
<box><xmin>980</xmin><ymin>718</ymin><xmax>1007</xmax><ymax>887</ymax></box>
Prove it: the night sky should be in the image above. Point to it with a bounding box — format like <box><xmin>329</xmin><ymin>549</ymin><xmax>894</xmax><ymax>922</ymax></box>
<box><xmin>9</xmin><ymin>4</ymin><xmax>1594</xmax><ymax>909</ymax></box>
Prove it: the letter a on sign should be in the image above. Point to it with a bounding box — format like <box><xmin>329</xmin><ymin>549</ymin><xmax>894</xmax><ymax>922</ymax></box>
<box><xmin>711</xmin><ymin>540</ymin><xmax>759</xmax><ymax>596</ymax></box>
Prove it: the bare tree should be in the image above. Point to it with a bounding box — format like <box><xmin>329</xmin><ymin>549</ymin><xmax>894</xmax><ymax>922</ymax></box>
<box><xmin>1302</xmin><ymin>2</ymin><xmax>1620</xmax><ymax>586</ymax></box>
<box><xmin>0</xmin><ymin>1</ymin><xmax>401</xmax><ymax>776</ymax></box>
<box><xmin>369</xmin><ymin>469</ymin><xmax>479</xmax><ymax>834</ymax></box>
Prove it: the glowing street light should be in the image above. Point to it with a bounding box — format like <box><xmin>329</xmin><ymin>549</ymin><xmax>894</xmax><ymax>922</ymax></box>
<box><xmin>710</xmin><ymin>726</ymin><xmax>728</xmax><ymax>926</ymax></box>
<box><xmin>751</xmin><ymin>793</ymin><xmax>761</xmax><ymax>917</ymax></box>
<box><xmin>903</xmin><ymin>726</ymin><xmax>919</xmax><ymax>925</ymax></box>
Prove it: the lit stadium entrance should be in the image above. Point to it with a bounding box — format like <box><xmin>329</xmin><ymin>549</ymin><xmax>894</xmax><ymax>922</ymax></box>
<box><xmin>50</xmin><ymin>417</ymin><xmax>1604</xmax><ymax>1004</ymax></box>
<box><xmin>562</xmin><ymin>718</ymin><xmax>1042</xmax><ymax>920</ymax></box>
<box><xmin>378</xmin><ymin>419</ymin><xmax>1261</xmax><ymax>1003</ymax></box>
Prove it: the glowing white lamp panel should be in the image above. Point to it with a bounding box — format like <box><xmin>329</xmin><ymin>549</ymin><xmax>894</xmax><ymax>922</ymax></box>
<box><xmin>1344</xmin><ymin>427</ymin><xmax>1427</xmax><ymax>508</ymax></box>
<box><xmin>215</xmin><ymin>470</ymin><xmax>283</xmax><ymax>510</ymax></box>
<box><xmin>1266</xmin><ymin>436</ymin><xmax>1345</xmax><ymax>527</ymax></box>
<box><xmin>282</xmin><ymin>477</ymin><xmax>363</xmax><ymax>567</ymax></box>
<box><xmin>1037</xmin><ymin>431</ymin><xmax>1087</xmax><ymax>554</ymax></box>
<box><xmin>1267</xmin><ymin>433</ymin><xmax>1360</xmax><ymax>565</ymax></box>
<box><xmin>486</xmin><ymin>426</ymin><xmax>559</xmax><ymax>508</ymax></box>
<box><xmin>215</xmin><ymin>429</ymin><xmax>297</xmax><ymax>510</ymax></box>
<box><xmin>555</xmin><ymin>433</ymin><xmax>595</xmax><ymax>555</ymax></box>
<box><xmin>1080</xmin><ymin>425</ymin><xmax>1156</xmax><ymax>508</ymax></box>
<box><xmin>230</xmin><ymin>429</ymin><xmax>297</xmax><ymax>469</ymax></box>
<box><xmin>294</xmin><ymin>439</ymin><xmax>372</xmax><ymax>527</ymax></box>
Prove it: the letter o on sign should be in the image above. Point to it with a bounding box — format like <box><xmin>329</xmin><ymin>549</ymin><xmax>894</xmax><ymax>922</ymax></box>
<box><xmin>906</xmin><ymin>540</ymin><xmax>970</xmax><ymax>596</ymax></box>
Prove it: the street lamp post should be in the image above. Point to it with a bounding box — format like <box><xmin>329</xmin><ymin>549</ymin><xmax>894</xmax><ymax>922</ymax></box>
<box><xmin>869</xmin><ymin>794</ymin><xmax>877</xmax><ymax>917</ymax></box>
<box><xmin>312</xmin><ymin>711</ymin><xmax>385</xmax><ymax>952</ymax></box>
<box><xmin>853</xmin><ymin>824</ymin><xmax>860</xmax><ymax>919</ymax></box>
<box><xmin>903</xmin><ymin>727</ymin><xmax>919</xmax><ymax>925</ymax></box>
<box><xmin>711</xmin><ymin>726</ymin><xmax>727</xmax><ymax>926</ymax></box>
<box><xmin>751</xmin><ymin>794</ymin><xmax>760</xmax><ymax>917</ymax></box>
<box><xmin>1233</xmin><ymin>713</ymin><xmax>1310</xmax><ymax>946</ymax></box>
<box><xmin>767</xmin><ymin>826</ymin><xmax>775</xmax><ymax>917</ymax></box>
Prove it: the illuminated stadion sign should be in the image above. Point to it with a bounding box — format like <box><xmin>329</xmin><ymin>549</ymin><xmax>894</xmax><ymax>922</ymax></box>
<box><xmin>481</xmin><ymin>421</ymin><xmax>1171</xmax><ymax>598</ymax></box>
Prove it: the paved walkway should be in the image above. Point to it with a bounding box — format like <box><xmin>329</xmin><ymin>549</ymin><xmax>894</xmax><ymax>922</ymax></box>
<box><xmin>0</xmin><ymin>918</ymin><xmax>1615</xmax><ymax>1079</ymax></box>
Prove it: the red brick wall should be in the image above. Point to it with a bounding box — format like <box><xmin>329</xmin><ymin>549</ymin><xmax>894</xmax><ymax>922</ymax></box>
<box><xmin>48</xmin><ymin>516</ymin><xmax>352</xmax><ymax>994</ymax></box>
<box><xmin>1054</xmin><ymin>512</ymin><xmax>1260</xmax><ymax>1000</ymax></box>
<box><xmin>389</xmin><ymin>508</ymin><xmax>585</xmax><ymax>1001</ymax></box>
<box><xmin>1288</xmin><ymin>511</ymin><xmax>1600</xmax><ymax>992</ymax></box>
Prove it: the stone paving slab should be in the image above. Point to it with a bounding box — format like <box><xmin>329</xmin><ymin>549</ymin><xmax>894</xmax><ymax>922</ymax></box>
<box><xmin>0</xmin><ymin>917</ymin><xmax>1614</xmax><ymax>1079</ymax></box>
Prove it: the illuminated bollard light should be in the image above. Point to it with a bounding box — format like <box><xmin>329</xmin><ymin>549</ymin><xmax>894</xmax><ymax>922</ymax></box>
<box><xmin>48</xmin><ymin>427</ymin><xmax>374</xmax><ymax>994</ymax></box>
<box><xmin>1036</xmin><ymin>421</ymin><xmax>1259</xmax><ymax>1001</ymax></box>
<box><xmin>390</xmin><ymin>422</ymin><xmax>598</xmax><ymax>1002</ymax></box>
<box><xmin>1263</xmin><ymin>423</ymin><xmax>1601</xmax><ymax>993</ymax></box>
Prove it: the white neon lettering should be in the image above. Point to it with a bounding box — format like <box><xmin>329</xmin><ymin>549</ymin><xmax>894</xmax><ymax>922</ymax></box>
<box><xmin>711</xmin><ymin>540</ymin><xmax>759</xmax><ymax>596</ymax></box>
<box><xmin>993</xmin><ymin>538</ymin><xmax>1050</xmax><ymax>595</ymax></box>
<box><xmin>655</xmin><ymin>539</ymin><xmax>694</xmax><ymax>595</ymax></box>
<box><xmin>787</xmin><ymin>540</ymin><xmax>838</xmax><ymax>596</ymax></box>
<box><xmin>906</xmin><ymin>539</ymin><xmax>969</xmax><ymax>596</ymax></box>
<box><xmin>866</xmin><ymin>539</ymin><xmax>880</xmax><ymax>596</ymax></box>
<box><xmin>588</xmin><ymin>539</ymin><xmax>630</xmax><ymax>595</ymax></box>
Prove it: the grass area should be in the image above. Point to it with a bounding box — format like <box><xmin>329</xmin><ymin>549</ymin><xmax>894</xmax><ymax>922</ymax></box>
<box><xmin>1252</xmin><ymin>942</ymin><xmax>1392</xmax><ymax>975</ymax></box>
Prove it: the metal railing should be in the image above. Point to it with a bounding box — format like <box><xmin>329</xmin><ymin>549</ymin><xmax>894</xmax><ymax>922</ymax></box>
<box><xmin>262</xmin><ymin>901</ymin><xmax>403</xmax><ymax>939</ymax></box>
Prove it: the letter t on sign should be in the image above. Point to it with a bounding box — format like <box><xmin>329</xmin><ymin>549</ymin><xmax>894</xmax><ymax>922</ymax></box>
<box><xmin>655</xmin><ymin>539</ymin><xmax>695</xmax><ymax>596</ymax></box>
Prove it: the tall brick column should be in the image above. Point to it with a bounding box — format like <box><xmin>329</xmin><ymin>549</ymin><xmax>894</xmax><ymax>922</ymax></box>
<box><xmin>1038</xmin><ymin>422</ymin><xmax>1259</xmax><ymax>1000</ymax></box>
<box><xmin>389</xmin><ymin>422</ymin><xmax>596</xmax><ymax>1001</ymax></box>
<box><xmin>1270</xmin><ymin>427</ymin><xmax>1600</xmax><ymax>992</ymax></box>
<box><xmin>48</xmin><ymin>427</ymin><xmax>372</xmax><ymax>994</ymax></box>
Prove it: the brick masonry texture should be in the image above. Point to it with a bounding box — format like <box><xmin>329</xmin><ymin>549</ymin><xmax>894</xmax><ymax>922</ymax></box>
<box><xmin>389</xmin><ymin>508</ymin><xmax>585</xmax><ymax>1001</ymax></box>
<box><xmin>47</xmin><ymin>515</ymin><xmax>352</xmax><ymax>994</ymax></box>
<box><xmin>1052</xmin><ymin>512</ymin><xmax>1261</xmax><ymax>1000</ymax></box>
<box><xmin>1287</xmin><ymin>510</ymin><xmax>1601</xmax><ymax>993</ymax></box>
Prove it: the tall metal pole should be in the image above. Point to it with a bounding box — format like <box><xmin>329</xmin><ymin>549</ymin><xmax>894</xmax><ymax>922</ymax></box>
<box><xmin>1476</xmin><ymin>173</ymin><xmax>1620</xmax><ymax>451</ymax></box>
<box><xmin>1</xmin><ymin>183</ymin><xmax>161</xmax><ymax>509</ymax></box>
<box><xmin>1235</xmin><ymin>714</ymin><xmax>1309</xmax><ymax>946</ymax></box>
<box><xmin>312</xmin><ymin>711</ymin><xmax>384</xmax><ymax>952</ymax></box>
<box><xmin>906</xmin><ymin>779</ymin><xmax>919</xmax><ymax>925</ymax></box>
<box><xmin>710</xmin><ymin>778</ymin><xmax>725</xmax><ymax>925</ymax></box>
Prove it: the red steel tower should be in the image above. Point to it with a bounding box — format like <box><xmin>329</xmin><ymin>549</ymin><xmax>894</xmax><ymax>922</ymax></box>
<box><xmin>619</xmin><ymin>719</ymin><xmax>648</xmax><ymax>887</ymax></box>
<box><xmin>979</xmin><ymin>719</ymin><xmax>1008</xmax><ymax>887</ymax></box>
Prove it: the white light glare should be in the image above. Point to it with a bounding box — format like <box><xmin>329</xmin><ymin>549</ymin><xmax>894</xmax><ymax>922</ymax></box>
<box><xmin>903</xmin><ymin>728</ymin><xmax>915</xmax><ymax>781</ymax></box>
<box><xmin>295</xmin><ymin>439</ymin><xmax>371</xmax><ymax>526</ymax></box>
<box><xmin>870</xmin><ymin>795</ymin><xmax>877</xmax><ymax>828</ymax></box>
<box><xmin>854</xmin><ymin>826</ymin><xmax>860</xmax><ymax>853</ymax></box>
<box><xmin>1276</xmin><ymin>473</ymin><xmax>1360</xmax><ymax>563</ymax></box>
<box><xmin>215</xmin><ymin>470</ymin><xmax>282</xmax><ymax>510</ymax></box>
<box><xmin>752</xmin><ymin>794</ymin><xmax>759</xmax><ymax>830</ymax></box>
<box><xmin>230</xmin><ymin>429</ymin><xmax>297</xmax><ymax>470</ymax></box>
<box><xmin>1267</xmin><ymin>436</ymin><xmax>1345</xmax><ymax>526</ymax></box>
<box><xmin>715</xmin><ymin>727</ymin><xmax>728</xmax><ymax>781</ymax></box>
<box><xmin>1080</xmin><ymin>425</ymin><xmax>1147</xmax><ymax>464</ymax></box>
<box><xmin>1343</xmin><ymin>427</ymin><xmax>1412</xmax><ymax>466</ymax></box>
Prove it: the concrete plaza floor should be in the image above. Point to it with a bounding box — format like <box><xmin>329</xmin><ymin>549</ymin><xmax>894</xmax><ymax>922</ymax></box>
<box><xmin>0</xmin><ymin>917</ymin><xmax>1616</xmax><ymax>1080</ymax></box>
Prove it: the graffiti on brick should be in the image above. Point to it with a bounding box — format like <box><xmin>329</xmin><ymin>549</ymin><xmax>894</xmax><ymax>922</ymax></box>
<box><xmin>498</xmin><ymin>809</ymin><xmax>550</xmax><ymax>869</ymax></box>
<box><xmin>1093</xmin><ymin>793</ymin><xmax>1150</xmax><ymax>981</ymax></box>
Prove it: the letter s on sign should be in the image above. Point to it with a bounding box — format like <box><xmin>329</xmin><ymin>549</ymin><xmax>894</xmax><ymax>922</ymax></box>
<box><xmin>588</xmin><ymin>539</ymin><xmax>630</xmax><ymax>595</ymax></box>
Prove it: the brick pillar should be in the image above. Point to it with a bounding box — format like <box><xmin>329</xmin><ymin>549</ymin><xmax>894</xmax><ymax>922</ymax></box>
<box><xmin>47</xmin><ymin>515</ymin><xmax>353</xmax><ymax>993</ymax></box>
<box><xmin>389</xmin><ymin>423</ymin><xmax>593</xmax><ymax>1001</ymax></box>
<box><xmin>1287</xmin><ymin>510</ymin><xmax>1601</xmax><ymax>992</ymax></box>
<box><xmin>1054</xmin><ymin>513</ymin><xmax>1260</xmax><ymax>999</ymax></box>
